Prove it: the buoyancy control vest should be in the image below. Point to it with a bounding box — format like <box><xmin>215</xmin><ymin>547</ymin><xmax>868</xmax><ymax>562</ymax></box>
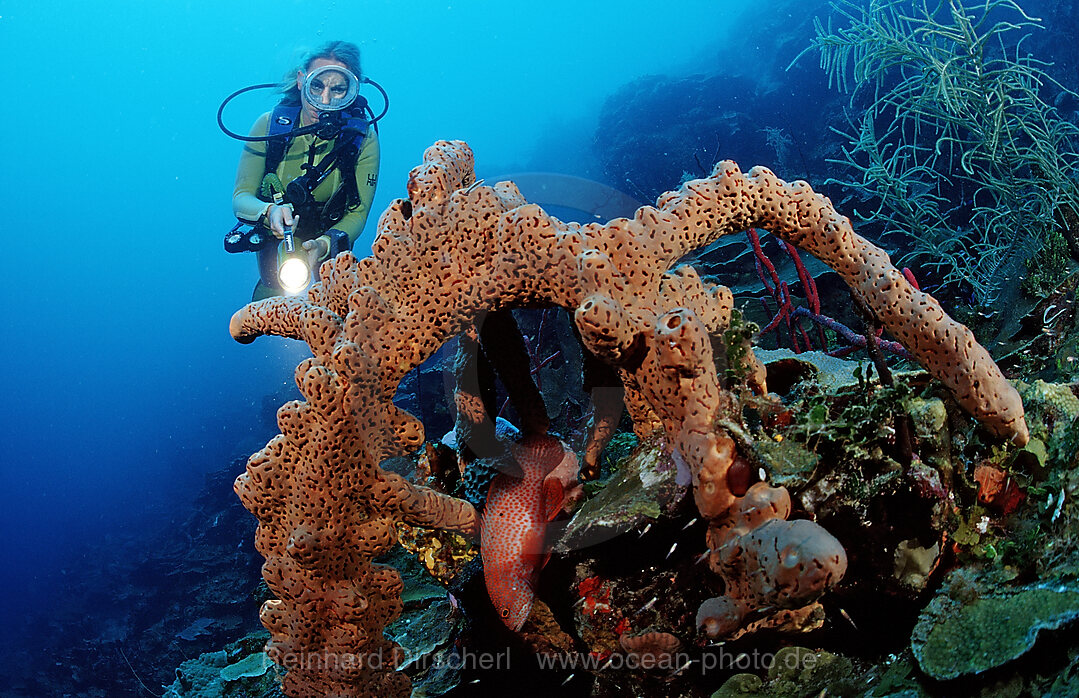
<box><xmin>261</xmin><ymin>99</ymin><xmax>370</xmax><ymax>235</ymax></box>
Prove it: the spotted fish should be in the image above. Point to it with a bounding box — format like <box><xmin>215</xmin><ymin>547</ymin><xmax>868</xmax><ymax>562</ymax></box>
<box><xmin>480</xmin><ymin>433</ymin><xmax>567</xmax><ymax>631</ymax></box>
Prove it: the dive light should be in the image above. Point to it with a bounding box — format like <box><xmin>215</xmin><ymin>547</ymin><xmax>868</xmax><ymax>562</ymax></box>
<box><xmin>277</xmin><ymin>224</ymin><xmax>311</xmax><ymax>294</ymax></box>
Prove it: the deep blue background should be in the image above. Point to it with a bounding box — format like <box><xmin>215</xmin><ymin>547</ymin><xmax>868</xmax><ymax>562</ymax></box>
<box><xmin>2</xmin><ymin>0</ymin><xmax>1075</xmax><ymax>691</ymax></box>
<box><xmin>0</xmin><ymin>0</ymin><xmax>756</xmax><ymax>652</ymax></box>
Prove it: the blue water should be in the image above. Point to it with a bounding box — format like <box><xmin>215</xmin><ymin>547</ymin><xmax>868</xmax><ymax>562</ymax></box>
<box><xmin>2</xmin><ymin>0</ymin><xmax>1075</xmax><ymax>694</ymax></box>
<box><xmin>0</xmin><ymin>0</ymin><xmax>753</xmax><ymax>687</ymax></box>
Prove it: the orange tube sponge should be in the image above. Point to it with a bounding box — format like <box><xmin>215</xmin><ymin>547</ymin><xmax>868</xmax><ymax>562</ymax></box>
<box><xmin>230</xmin><ymin>142</ymin><xmax>1024</xmax><ymax>695</ymax></box>
<box><xmin>700</xmin><ymin>482</ymin><xmax>848</xmax><ymax>638</ymax></box>
<box><xmin>233</xmin><ymin>359</ymin><xmax>477</xmax><ymax>696</ymax></box>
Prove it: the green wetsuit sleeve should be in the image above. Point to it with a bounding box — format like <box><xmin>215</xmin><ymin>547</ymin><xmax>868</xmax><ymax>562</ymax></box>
<box><xmin>232</xmin><ymin>113</ymin><xmax>273</xmax><ymax>222</ymax></box>
<box><xmin>332</xmin><ymin>127</ymin><xmax>380</xmax><ymax>247</ymax></box>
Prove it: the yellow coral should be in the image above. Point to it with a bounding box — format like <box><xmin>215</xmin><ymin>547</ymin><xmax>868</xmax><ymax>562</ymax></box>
<box><xmin>395</xmin><ymin>523</ymin><xmax>477</xmax><ymax>584</ymax></box>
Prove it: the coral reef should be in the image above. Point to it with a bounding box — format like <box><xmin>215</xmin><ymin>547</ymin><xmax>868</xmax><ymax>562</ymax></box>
<box><xmin>723</xmin><ymin>343</ymin><xmax>1079</xmax><ymax>694</ymax></box>
<box><xmin>164</xmin><ymin>633</ymin><xmax>276</xmax><ymax>698</ymax></box>
<box><xmin>229</xmin><ymin>139</ymin><xmax>1027</xmax><ymax>695</ymax></box>
<box><xmin>912</xmin><ymin>568</ymin><xmax>1079</xmax><ymax>681</ymax></box>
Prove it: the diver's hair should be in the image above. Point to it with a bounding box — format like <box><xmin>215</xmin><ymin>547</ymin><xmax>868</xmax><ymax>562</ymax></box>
<box><xmin>279</xmin><ymin>41</ymin><xmax>362</xmax><ymax>105</ymax></box>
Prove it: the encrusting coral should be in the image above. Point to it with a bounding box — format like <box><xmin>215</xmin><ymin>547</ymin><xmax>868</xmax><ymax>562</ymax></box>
<box><xmin>230</xmin><ymin>140</ymin><xmax>1027</xmax><ymax>696</ymax></box>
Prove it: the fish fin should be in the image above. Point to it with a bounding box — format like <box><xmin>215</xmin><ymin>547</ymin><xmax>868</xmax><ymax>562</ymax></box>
<box><xmin>519</xmin><ymin>568</ymin><xmax>548</xmax><ymax>594</ymax></box>
<box><xmin>542</xmin><ymin>477</ymin><xmax>565</xmax><ymax>521</ymax></box>
<box><xmin>522</xmin><ymin>534</ymin><xmax>547</xmax><ymax>556</ymax></box>
<box><xmin>518</xmin><ymin>546</ymin><xmax>553</xmax><ymax>575</ymax></box>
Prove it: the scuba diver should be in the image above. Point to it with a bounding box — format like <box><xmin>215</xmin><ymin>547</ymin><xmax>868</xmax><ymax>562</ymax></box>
<box><xmin>220</xmin><ymin>41</ymin><xmax>387</xmax><ymax>300</ymax></box>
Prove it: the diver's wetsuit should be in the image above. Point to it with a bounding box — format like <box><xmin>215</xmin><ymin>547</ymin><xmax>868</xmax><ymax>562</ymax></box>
<box><xmin>232</xmin><ymin>111</ymin><xmax>380</xmax><ymax>300</ymax></box>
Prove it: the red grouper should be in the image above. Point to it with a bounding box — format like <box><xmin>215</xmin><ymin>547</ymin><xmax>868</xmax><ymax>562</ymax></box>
<box><xmin>481</xmin><ymin>433</ymin><xmax>568</xmax><ymax>630</ymax></box>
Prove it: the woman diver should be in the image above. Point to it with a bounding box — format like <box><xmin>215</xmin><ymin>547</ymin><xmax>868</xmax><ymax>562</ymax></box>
<box><xmin>227</xmin><ymin>41</ymin><xmax>381</xmax><ymax>300</ymax></box>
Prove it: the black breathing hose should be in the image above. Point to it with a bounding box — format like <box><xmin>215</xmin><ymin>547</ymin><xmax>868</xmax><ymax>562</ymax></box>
<box><xmin>217</xmin><ymin>79</ymin><xmax>389</xmax><ymax>141</ymax></box>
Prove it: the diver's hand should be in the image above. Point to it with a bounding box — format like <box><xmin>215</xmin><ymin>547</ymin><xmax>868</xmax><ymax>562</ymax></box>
<box><xmin>303</xmin><ymin>237</ymin><xmax>330</xmax><ymax>266</ymax></box>
<box><xmin>266</xmin><ymin>204</ymin><xmax>296</xmax><ymax>237</ymax></box>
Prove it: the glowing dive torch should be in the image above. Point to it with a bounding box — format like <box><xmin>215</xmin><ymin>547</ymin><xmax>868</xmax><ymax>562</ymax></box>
<box><xmin>277</xmin><ymin>222</ymin><xmax>311</xmax><ymax>294</ymax></box>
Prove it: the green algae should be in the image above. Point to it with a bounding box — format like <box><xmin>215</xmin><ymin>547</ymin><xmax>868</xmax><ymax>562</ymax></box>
<box><xmin>756</xmin><ymin>437</ymin><xmax>820</xmax><ymax>490</ymax></box>
<box><xmin>711</xmin><ymin>673</ymin><xmax>765</xmax><ymax>697</ymax></box>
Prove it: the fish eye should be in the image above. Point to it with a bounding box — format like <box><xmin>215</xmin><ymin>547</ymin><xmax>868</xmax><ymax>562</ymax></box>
<box><xmin>500</xmin><ymin>609</ymin><xmax>510</xmax><ymax>617</ymax></box>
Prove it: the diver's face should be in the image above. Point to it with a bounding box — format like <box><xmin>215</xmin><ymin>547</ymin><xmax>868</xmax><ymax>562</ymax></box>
<box><xmin>297</xmin><ymin>58</ymin><xmax>350</xmax><ymax>123</ymax></box>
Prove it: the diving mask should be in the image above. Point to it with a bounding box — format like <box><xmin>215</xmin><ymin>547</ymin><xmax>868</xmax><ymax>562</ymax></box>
<box><xmin>301</xmin><ymin>65</ymin><xmax>360</xmax><ymax>112</ymax></box>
